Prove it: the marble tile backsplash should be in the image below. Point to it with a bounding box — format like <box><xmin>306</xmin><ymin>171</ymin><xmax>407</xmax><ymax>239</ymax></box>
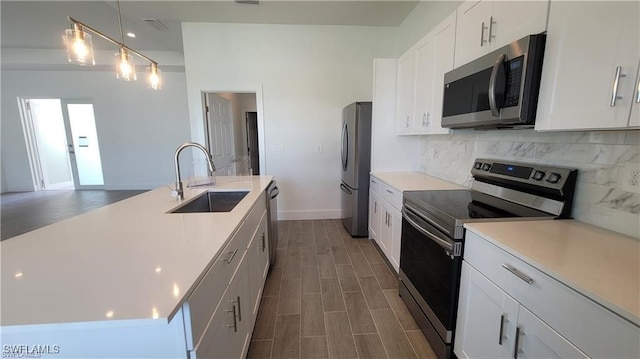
<box><xmin>418</xmin><ymin>130</ymin><xmax>640</xmax><ymax>238</ymax></box>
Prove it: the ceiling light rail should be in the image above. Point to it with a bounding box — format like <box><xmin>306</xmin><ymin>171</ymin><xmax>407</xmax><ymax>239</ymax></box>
<box><xmin>63</xmin><ymin>10</ymin><xmax>161</xmax><ymax>90</ymax></box>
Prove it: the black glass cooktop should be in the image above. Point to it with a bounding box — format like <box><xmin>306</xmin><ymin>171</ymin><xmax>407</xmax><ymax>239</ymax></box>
<box><xmin>404</xmin><ymin>189</ymin><xmax>552</xmax><ymax>221</ymax></box>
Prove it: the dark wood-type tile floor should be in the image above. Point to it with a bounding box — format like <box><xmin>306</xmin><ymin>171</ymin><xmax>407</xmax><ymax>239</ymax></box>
<box><xmin>248</xmin><ymin>219</ymin><xmax>438</xmax><ymax>359</ymax></box>
<box><xmin>1</xmin><ymin>190</ymin><xmax>146</xmax><ymax>240</ymax></box>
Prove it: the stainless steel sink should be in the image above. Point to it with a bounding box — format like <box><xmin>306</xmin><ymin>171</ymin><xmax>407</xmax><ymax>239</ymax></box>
<box><xmin>170</xmin><ymin>191</ymin><xmax>249</xmax><ymax>213</ymax></box>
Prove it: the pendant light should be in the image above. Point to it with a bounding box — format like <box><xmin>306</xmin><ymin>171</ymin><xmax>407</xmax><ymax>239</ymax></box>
<box><xmin>63</xmin><ymin>23</ymin><xmax>95</xmax><ymax>66</ymax></box>
<box><xmin>63</xmin><ymin>0</ymin><xmax>161</xmax><ymax>89</ymax></box>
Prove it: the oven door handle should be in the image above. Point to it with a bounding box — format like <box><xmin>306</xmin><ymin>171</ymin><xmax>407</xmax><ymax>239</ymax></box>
<box><xmin>402</xmin><ymin>207</ymin><xmax>454</xmax><ymax>252</ymax></box>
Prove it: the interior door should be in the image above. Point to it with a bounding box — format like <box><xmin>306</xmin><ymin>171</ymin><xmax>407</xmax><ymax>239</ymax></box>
<box><xmin>60</xmin><ymin>100</ymin><xmax>104</xmax><ymax>190</ymax></box>
<box><xmin>245</xmin><ymin>112</ymin><xmax>260</xmax><ymax>174</ymax></box>
<box><xmin>205</xmin><ymin>94</ymin><xmax>235</xmax><ymax>175</ymax></box>
<box><xmin>25</xmin><ymin>99</ymin><xmax>74</xmax><ymax>190</ymax></box>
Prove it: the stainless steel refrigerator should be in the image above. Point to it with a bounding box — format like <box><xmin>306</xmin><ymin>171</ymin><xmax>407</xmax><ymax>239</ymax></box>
<box><xmin>340</xmin><ymin>102</ymin><xmax>372</xmax><ymax>237</ymax></box>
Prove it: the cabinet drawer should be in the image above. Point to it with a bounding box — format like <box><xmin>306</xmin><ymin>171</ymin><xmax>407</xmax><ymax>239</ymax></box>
<box><xmin>369</xmin><ymin>176</ymin><xmax>380</xmax><ymax>195</ymax></box>
<box><xmin>380</xmin><ymin>182</ymin><xmax>402</xmax><ymax>210</ymax></box>
<box><xmin>464</xmin><ymin>231</ymin><xmax>640</xmax><ymax>358</ymax></box>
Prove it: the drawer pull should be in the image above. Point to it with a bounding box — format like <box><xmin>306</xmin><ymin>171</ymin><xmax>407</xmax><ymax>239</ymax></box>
<box><xmin>502</xmin><ymin>263</ymin><xmax>534</xmax><ymax>285</ymax></box>
<box><xmin>385</xmin><ymin>189</ymin><xmax>394</xmax><ymax>194</ymax></box>
<box><xmin>261</xmin><ymin>233</ymin><xmax>266</xmax><ymax>252</ymax></box>
<box><xmin>225</xmin><ymin>248</ymin><xmax>239</xmax><ymax>264</ymax></box>
<box><xmin>498</xmin><ymin>314</ymin><xmax>507</xmax><ymax>345</ymax></box>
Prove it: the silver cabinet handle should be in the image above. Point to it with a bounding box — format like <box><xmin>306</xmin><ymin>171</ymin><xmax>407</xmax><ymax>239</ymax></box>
<box><xmin>385</xmin><ymin>189</ymin><xmax>394</xmax><ymax>194</ymax></box>
<box><xmin>422</xmin><ymin>112</ymin><xmax>431</xmax><ymax>127</ymax></box>
<box><xmin>502</xmin><ymin>263</ymin><xmax>534</xmax><ymax>285</ymax></box>
<box><xmin>262</xmin><ymin>233</ymin><xmax>266</xmax><ymax>252</ymax></box>
<box><xmin>610</xmin><ymin>66</ymin><xmax>627</xmax><ymax>107</ymax></box>
<box><xmin>225</xmin><ymin>248</ymin><xmax>239</xmax><ymax>264</ymax></box>
<box><xmin>636</xmin><ymin>75</ymin><xmax>640</xmax><ymax>104</ymax></box>
<box><xmin>498</xmin><ymin>314</ymin><xmax>507</xmax><ymax>345</ymax></box>
<box><xmin>374</xmin><ymin>202</ymin><xmax>377</xmax><ymax>214</ymax></box>
<box><xmin>371</xmin><ymin>179</ymin><xmax>377</xmax><ymax>184</ymax></box>
<box><xmin>488</xmin><ymin>16</ymin><xmax>496</xmax><ymax>42</ymax></box>
<box><xmin>235</xmin><ymin>296</ymin><xmax>242</xmax><ymax>322</ymax></box>
<box><xmin>228</xmin><ymin>304</ymin><xmax>238</xmax><ymax>332</ymax></box>
<box><xmin>513</xmin><ymin>327</ymin><xmax>522</xmax><ymax>359</ymax></box>
<box><xmin>480</xmin><ymin>21</ymin><xmax>488</xmax><ymax>46</ymax></box>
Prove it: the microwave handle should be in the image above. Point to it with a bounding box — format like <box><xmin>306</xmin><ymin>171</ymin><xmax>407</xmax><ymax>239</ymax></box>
<box><xmin>488</xmin><ymin>53</ymin><xmax>507</xmax><ymax>117</ymax></box>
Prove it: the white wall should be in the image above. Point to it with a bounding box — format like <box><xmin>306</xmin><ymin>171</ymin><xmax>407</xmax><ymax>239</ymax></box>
<box><xmin>395</xmin><ymin>1</ymin><xmax>463</xmax><ymax>56</ymax></box>
<box><xmin>1</xmin><ymin>69</ymin><xmax>191</xmax><ymax>191</ymax></box>
<box><xmin>182</xmin><ymin>23</ymin><xmax>396</xmax><ymax>220</ymax></box>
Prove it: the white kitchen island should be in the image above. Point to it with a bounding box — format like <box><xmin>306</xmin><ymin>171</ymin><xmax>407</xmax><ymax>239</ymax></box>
<box><xmin>1</xmin><ymin>175</ymin><xmax>274</xmax><ymax>359</ymax></box>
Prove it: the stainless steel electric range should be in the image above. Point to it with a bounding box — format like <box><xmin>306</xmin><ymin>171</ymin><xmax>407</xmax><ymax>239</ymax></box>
<box><xmin>398</xmin><ymin>159</ymin><xmax>578</xmax><ymax>359</ymax></box>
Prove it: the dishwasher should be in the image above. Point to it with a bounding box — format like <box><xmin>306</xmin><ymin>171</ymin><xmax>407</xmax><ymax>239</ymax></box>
<box><xmin>266</xmin><ymin>181</ymin><xmax>279</xmax><ymax>266</ymax></box>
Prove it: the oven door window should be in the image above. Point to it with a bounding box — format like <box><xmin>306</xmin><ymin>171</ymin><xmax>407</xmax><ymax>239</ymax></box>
<box><xmin>400</xmin><ymin>215</ymin><xmax>461</xmax><ymax>331</ymax></box>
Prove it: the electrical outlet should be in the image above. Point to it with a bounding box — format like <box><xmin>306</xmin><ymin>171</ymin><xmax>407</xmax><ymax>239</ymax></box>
<box><xmin>622</xmin><ymin>162</ymin><xmax>640</xmax><ymax>193</ymax></box>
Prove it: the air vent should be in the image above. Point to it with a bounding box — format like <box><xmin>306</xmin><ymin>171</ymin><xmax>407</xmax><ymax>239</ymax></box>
<box><xmin>235</xmin><ymin>0</ymin><xmax>260</xmax><ymax>4</ymax></box>
<box><xmin>142</xmin><ymin>18</ymin><xmax>169</xmax><ymax>31</ymax></box>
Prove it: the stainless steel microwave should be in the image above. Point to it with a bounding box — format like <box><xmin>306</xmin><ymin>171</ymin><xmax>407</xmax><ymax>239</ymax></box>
<box><xmin>441</xmin><ymin>34</ymin><xmax>546</xmax><ymax>129</ymax></box>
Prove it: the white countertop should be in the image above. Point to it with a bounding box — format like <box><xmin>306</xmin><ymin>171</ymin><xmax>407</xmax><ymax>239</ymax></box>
<box><xmin>370</xmin><ymin>171</ymin><xmax>466</xmax><ymax>191</ymax></box>
<box><xmin>1</xmin><ymin>175</ymin><xmax>273</xmax><ymax>327</ymax></box>
<box><xmin>465</xmin><ymin>220</ymin><xmax>640</xmax><ymax>326</ymax></box>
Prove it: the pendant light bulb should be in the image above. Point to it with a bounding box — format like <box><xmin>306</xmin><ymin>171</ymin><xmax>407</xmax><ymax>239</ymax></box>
<box><xmin>147</xmin><ymin>63</ymin><xmax>162</xmax><ymax>90</ymax></box>
<box><xmin>115</xmin><ymin>47</ymin><xmax>136</xmax><ymax>81</ymax></box>
<box><xmin>63</xmin><ymin>23</ymin><xmax>95</xmax><ymax>66</ymax></box>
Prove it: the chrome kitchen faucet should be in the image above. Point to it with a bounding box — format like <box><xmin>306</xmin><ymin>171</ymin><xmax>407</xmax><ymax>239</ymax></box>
<box><xmin>173</xmin><ymin>142</ymin><xmax>216</xmax><ymax>200</ymax></box>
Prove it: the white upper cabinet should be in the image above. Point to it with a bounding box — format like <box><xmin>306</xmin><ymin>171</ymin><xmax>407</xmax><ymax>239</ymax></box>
<box><xmin>396</xmin><ymin>50</ymin><xmax>416</xmax><ymax>134</ymax></box>
<box><xmin>430</xmin><ymin>14</ymin><xmax>457</xmax><ymax>135</ymax></box>
<box><xmin>454</xmin><ymin>0</ymin><xmax>549</xmax><ymax>68</ymax></box>
<box><xmin>535</xmin><ymin>1</ymin><xmax>640</xmax><ymax>131</ymax></box>
<box><xmin>396</xmin><ymin>12</ymin><xmax>456</xmax><ymax>136</ymax></box>
<box><xmin>413</xmin><ymin>34</ymin><xmax>436</xmax><ymax>134</ymax></box>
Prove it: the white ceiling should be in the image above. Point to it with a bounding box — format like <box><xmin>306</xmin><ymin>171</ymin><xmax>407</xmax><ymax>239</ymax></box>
<box><xmin>1</xmin><ymin>1</ymin><xmax>419</xmax><ymax>53</ymax></box>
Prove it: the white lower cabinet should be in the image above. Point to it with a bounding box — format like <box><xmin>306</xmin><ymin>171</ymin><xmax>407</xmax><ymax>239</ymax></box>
<box><xmin>456</xmin><ymin>262</ymin><xmax>587</xmax><ymax>359</ymax></box>
<box><xmin>369</xmin><ymin>175</ymin><xmax>403</xmax><ymax>273</ymax></box>
<box><xmin>381</xmin><ymin>201</ymin><xmax>402</xmax><ymax>272</ymax></box>
<box><xmin>185</xmin><ymin>192</ymin><xmax>268</xmax><ymax>359</ymax></box>
<box><xmin>369</xmin><ymin>178</ymin><xmax>381</xmax><ymax>243</ymax></box>
<box><xmin>248</xmin><ymin>212</ymin><xmax>269</xmax><ymax>327</ymax></box>
<box><xmin>457</xmin><ymin>230</ymin><xmax>640</xmax><ymax>359</ymax></box>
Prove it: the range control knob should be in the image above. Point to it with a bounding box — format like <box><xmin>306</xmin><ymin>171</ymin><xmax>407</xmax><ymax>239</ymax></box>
<box><xmin>474</xmin><ymin>162</ymin><xmax>483</xmax><ymax>169</ymax></box>
<box><xmin>532</xmin><ymin>170</ymin><xmax>546</xmax><ymax>181</ymax></box>
<box><xmin>547</xmin><ymin>173</ymin><xmax>562</xmax><ymax>184</ymax></box>
<box><xmin>482</xmin><ymin>163</ymin><xmax>491</xmax><ymax>171</ymax></box>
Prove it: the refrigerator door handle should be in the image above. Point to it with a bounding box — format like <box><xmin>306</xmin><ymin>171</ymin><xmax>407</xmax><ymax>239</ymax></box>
<box><xmin>340</xmin><ymin>183</ymin><xmax>353</xmax><ymax>195</ymax></box>
<box><xmin>341</xmin><ymin>121</ymin><xmax>348</xmax><ymax>171</ymax></box>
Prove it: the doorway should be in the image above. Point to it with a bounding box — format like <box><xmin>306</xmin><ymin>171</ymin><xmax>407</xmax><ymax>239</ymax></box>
<box><xmin>203</xmin><ymin>92</ymin><xmax>261</xmax><ymax>175</ymax></box>
<box><xmin>245</xmin><ymin>112</ymin><xmax>260</xmax><ymax>175</ymax></box>
<box><xmin>19</xmin><ymin>98</ymin><xmax>105</xmax><ymax>191</ymax></box>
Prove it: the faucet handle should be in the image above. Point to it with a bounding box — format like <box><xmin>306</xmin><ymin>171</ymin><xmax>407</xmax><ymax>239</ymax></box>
<box><xmin>167</xmin><ymin>185</ymin><xmax>180</xmax><ymax>198</ymax></box>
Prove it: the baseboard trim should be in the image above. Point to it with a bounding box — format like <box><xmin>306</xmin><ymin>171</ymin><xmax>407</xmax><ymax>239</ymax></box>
<box><xmin>278</xmin><ymin>210</ymin><xmax>341</xmax><ymax>221</ymax></box>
